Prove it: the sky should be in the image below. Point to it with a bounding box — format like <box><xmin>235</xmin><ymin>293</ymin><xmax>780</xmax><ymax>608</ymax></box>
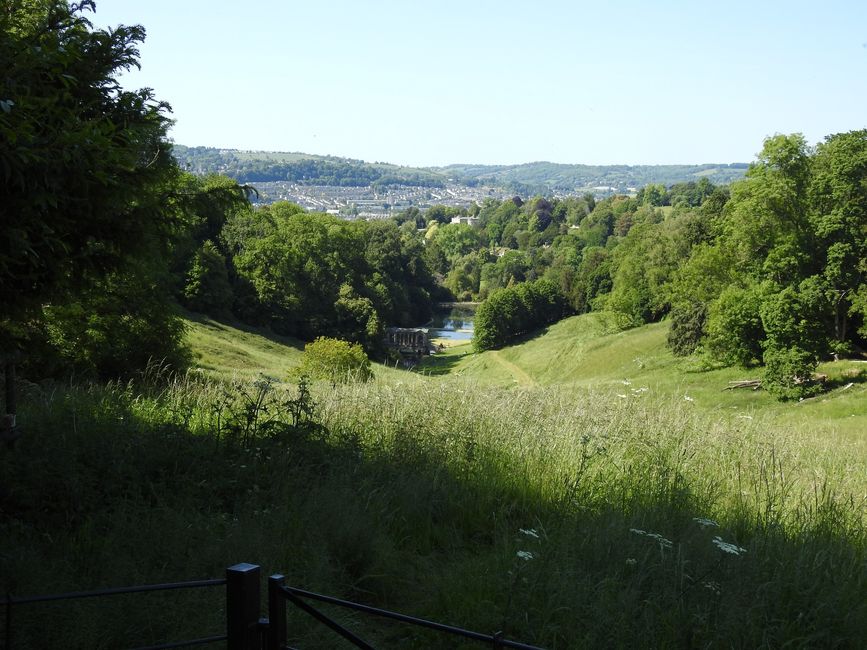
<box><xmin>92</xmin><ymin>0</ymin><xmax>867</xmax><ymax>167</ymax></box>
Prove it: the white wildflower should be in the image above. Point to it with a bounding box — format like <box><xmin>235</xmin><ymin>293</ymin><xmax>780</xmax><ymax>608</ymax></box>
<box><xmin>519</xmin><ymin>528</ymin><xmax>539</xmax><ymax>539</ymax></box>
<box><xmin>630</xmin><ymin>528</ymin><xmax>673</xmax><ymax>549</ymax></box>
<box><xmin>684</xmin><ymin>395</ymin><xmax>694</xmax><ymax>402</ymax></box>
<box><xmin>621</xmin><ymin>379</ymin><xmax>632</xmax><ymax>385</ymax></box>
<box><xmin>625</xmin><ymin>558</ymin><xmax>637</xmax><ymax>566</ymax></box>
<box><xmin>692</xmin><ymin>517</ymin><xmax>719</xmax><ymax>528</ymax></box>
<box><xmin>712</xmin><ymin>536</ymin><xmax>747</xmax><ymax>556</ymax></box>
<box><xmin>516</xmin><ymin>550</ymin><xmax>534</xmax><ymax>561</ymax></box>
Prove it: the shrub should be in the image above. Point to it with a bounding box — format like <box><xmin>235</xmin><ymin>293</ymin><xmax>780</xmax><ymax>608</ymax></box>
<box><xmin>298</xmin><ymin>337</ymin><xmax>372</xmax><ymax>384</ymax></box>
<box><xmin>762</xmin><ymin>346</ymin><xmax>821</xmax><ymax>401</ymax></box>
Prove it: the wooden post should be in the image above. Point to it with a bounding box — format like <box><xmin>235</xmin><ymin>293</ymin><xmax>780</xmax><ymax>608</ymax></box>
<box><xmin>267</xmin><ymin>574</ymin><xmax>287</xmax><ymax>650</ymax></box>
<box><xmin>226</xmin><ymin>563</ymin><xmax>261</xmax><ymax>650</ymax></box>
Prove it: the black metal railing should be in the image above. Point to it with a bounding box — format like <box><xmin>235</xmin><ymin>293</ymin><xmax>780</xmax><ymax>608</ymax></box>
<box><xmin>226</xmin><ymin>565</ymin><xmax>546</xmax><ymax>650</ymax></box>
<box><xmin>2</xmin><ymin>577</ymin><xmax>226</xmax><ymax>650</ymax></box>
<box><xmin>4</xmin><ymin>563</ymin><xmax>547</xmax><ymax>650</ymax></box>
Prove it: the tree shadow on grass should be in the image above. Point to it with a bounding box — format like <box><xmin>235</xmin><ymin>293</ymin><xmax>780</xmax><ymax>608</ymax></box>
<box><xmin>416</xmin><ymin>348</ymin><xmax>471</xmax><ymax>376</ymax></box>
<box><xmin>182</xmin><ymin>308</ymin><xmax>305</xmax><ymax>352</ymax></box>
<box><xmin>4</xmin><ymin>373</ymin><xmax>866</xmax><ymax>648</ymax></box>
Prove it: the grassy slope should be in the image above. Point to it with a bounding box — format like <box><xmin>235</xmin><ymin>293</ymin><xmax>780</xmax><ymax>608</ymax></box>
<box><xmin>420</xmin><ymin>312</ymin><xmax>867</xmax><ymax>440</ymax></box>
<box><xmin>184</xmin><ymin>313</ymin><xmax>304</xmax><ymax>380</ymax></box>
<box><xmin>183</xmin><ymin>313</ymin><xmax>411</xmax><ymax>385</ymax></box>
<box><xmin>183</xmin><ymin>311</ymin><xmax>867</xmax><ymax>440</ymax></box>
<box><xmin>3</xmin><ymin>313</ymin><xmax>863</xmax><ymax>647</ymax></box>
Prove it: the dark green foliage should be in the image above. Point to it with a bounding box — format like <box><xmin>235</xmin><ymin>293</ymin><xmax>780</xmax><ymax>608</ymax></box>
<box><xmin>705</xmin><ymin>284</ymin><xmax>768</xmax><ymax>367</ymax></box>
<box><xmin>0</xmin><ymin>2</ymin><xmax>256</xmax><ymax>379</ymax></box>
<box><xmin>42</xmin><ymin>262</ymin><xmax>190</xmax><ymax>378</ymax></box>
<box><xmin>473</xmin><ymin>279</ymin><xmax>569</xmax><ymax>351</ymax></box>
<box><xmin>480</xmin><ymin>250</ymin><xmax>529</xmax><ymax>295</ymax></box>
<box><xmin>667</xmin><ymin>302</ymin><xmax>707</xmax><ymax>356</ymax></box>
<box><xmin>1</xmin><ymin>0</ymin><xmax>176</xmax><ymax>320</ymax></box>
<box><xmin>231</xmin><ymin>206</ymin><xmax>435</xmax><ymax>348</ymax></box>
<box><xmin>430</xmin><ymin>223</ymin><xmax>481</xmax><ymax>262</ymax></box>
<box><xmin>661</xmin><ymin>131</ymin><xmax>867</xmax><ymax>400</ymax></box>
<box><xmin>425</xmin><ymin>204</ymin><xmax>464</xmax><ymax>225</ymax></box>
<box><xmin>762</xmin><ymin>347</ymin><xmax>822</xmax><ymax>401</ymax></box>
<box><xmin>183</xmin><ymin>241</ymin><xmax>233</xmax><ymax>316</ymax></box>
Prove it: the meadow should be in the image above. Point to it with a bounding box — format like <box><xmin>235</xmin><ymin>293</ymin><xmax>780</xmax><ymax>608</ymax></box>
<box><xmin>1</xmin><ymin>313</ymin><xmax>865</xmax><ymax>648</ymax></box>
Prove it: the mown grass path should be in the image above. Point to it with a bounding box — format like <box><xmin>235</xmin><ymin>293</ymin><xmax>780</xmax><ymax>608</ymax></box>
<box><xmin>489</xmin><ymin>350</ymin><xmax>536</xmax><ymax>386</ymax></box>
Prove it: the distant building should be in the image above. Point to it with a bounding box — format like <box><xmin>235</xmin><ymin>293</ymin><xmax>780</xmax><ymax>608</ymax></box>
<box><xmin>384</xmin><ymin>327</ymin><xmax>431</xmax><ymax>358</ymax></box>
<box><xmin>450</xmin><ymin>216</ymin><xmax>480</xmax><ymax>226</ymax></box>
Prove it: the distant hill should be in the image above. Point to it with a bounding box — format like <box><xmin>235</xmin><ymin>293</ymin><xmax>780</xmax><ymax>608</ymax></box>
<box><xmin>173</xmin><ymin>145</ymin><xmax>447</xmax><ymax>188</ymax></box>
<box><xmin>433</xmin><ymin>161</ymin><xmax>750</xmax><ymax>195</ymax></box>
<box><xmin>172</xmin><ymin>145</ymin><xmax>749</xmax><ymax>194</ymax></box>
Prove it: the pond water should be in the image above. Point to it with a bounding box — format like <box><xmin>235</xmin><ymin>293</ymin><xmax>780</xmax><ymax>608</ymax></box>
<box><xmin>426</xmin><ymin>306</ymin><xmax>476</xmax><ymax>341</ymax></box>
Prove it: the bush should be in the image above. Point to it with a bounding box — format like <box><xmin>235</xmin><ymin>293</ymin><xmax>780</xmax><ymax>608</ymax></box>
<box><xmin>762</xmin><ymin>346</ymin><xmax>821</xmax><ymax>401</ymax></box>
<box><xmin>298</xmin><ymin>337</ymin><xmax>372</xmax><ymax>384</ymax></box>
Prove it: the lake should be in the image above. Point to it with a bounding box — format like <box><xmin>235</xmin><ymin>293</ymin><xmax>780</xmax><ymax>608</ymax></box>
<box><xmin>426</xmin><ymin>305</ymin><xmax>476</xmax><ymax>341</ymax></box>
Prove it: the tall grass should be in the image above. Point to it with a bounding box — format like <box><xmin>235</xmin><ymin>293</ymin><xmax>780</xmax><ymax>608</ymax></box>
<box><xmin>1</xmin><ymin>373</ymin><xmax>864</xmax><ymax>648</ymax></box>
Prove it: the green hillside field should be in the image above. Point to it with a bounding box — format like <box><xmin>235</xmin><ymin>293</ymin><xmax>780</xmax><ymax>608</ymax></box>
<box><xmin>420</xmin><ymin>312</ymin><xmax>867</xmax><ymax>441</ymax></box>
<box><xmin>4</xmin><ymin>312</ymin><xmax>864</xmax><ymax>647</ymax></box>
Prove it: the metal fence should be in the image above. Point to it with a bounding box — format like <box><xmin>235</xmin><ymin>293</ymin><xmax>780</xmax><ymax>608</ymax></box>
<box><xmin>2</xmin><ymin>577</ymin><xmax>227</xmax><ymax>650</ymax></box>
<box><xmin>3</xmin><ymin>563</ymin><xmax>547</xmax><ymax>650</ymax></box>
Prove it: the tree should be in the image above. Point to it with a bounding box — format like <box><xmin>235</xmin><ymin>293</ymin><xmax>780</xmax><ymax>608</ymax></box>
<box><xmin>473</xmin><ymin>279</ymin><xmax>569</xmax><ymax>351</ymax></box>
<box><xmin>184</xmin><ymin>241</ymin><xmax>233</xmax><ymax>317</ymax></box>
<box><xmin>0</xmin><ymin>1</ymin><xmax>250</xmax><ymax>379</ymax></box>
<box><xmin>41</xmin><ymin>258</ymin><xmax>190</xmax><ymax>378</ymax></box>
<box><xmin>809</xmin><ymin>130</ymin><xmax>867</xmax><ymax>350</ymax></box>
<box><xmin>431</xmin><ymin>223</ymin><xmax>480</xmax><ymax>263</ymax></box>
<box><xmin>1</xmin><ymin>1</ymin><xmax>177</xmax><ymax>325</ymax></box>
<box><xmin>704</xmin><ymin>283</ymin><xmax>768</xmax><ymax>367</ymax></box>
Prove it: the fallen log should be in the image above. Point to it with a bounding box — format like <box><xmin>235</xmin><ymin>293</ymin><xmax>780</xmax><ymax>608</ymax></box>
<box><xmin>725</xmin><ymin>379</ymin><xmax>762</xmax><ymax>391</ymax></box>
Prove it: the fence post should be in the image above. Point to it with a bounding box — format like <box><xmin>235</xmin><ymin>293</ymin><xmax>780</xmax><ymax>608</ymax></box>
<box><xmin>226</xmin><ymin>563</ymin><xmax>261</xmax><ymax>650</ymax></box>
<box><xmin>267</xmin><ymin>575</ymin><xmax>287</xmax><ymax>650</ymax></box>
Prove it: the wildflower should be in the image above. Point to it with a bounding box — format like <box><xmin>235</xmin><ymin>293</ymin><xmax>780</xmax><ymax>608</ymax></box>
<box><xmin>625</xmin><ymin>558</ymin><xmax>637</xmax><ymax>566</ymax></box>
<box><xmin>519</xmin><ymin>528</ymin><xmax>540</xmax><ymax>539</ymax></box>
<box><xmin>692</xmin><ymin>517</ymin><xmax>719</xmax><ymax>528</ymax></box>
<box><xmin>630</xmin><ymin>528</ymin><xmax>673</xmax><ymax>549</ymax></box>
<box><xmin>516</xmin><ymin>551</ymin><xmax>534</xmax><ymax>561</ymax></box>
<box><xmin>621</xmin><ymin>379</ymin><xmax>632</xmax><ymax>385</ymax></box>
<box><xmin>703</xmin><ymin>581</ymin><xmax>721</xmax><ymax>594</ymax></box>
<box><xmin>712</xmin><ymin>536</ymin><xmax>747</xmax><ymax>556</ymax></box>
<box><xmin>617</xmin><ymin>394</ymin><xmax>628</xmax><ymax>399</ymax></box>
<box><xmin>684</xmin><ymin>395</ymin><xmax>694</xmax><ymax>402</ymax></box>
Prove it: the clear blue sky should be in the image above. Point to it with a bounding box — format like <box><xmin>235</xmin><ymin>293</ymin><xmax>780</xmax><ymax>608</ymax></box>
<box><xmin>94</xmin><ymin>0</ymin><xmax>867</xmax><ymax>167</ymax></box>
